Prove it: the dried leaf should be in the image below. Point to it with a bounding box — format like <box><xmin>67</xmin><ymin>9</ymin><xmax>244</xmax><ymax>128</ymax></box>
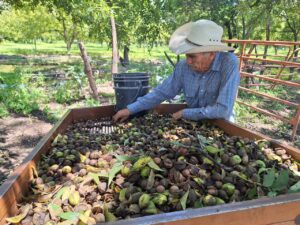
<box><xmin>79</xmin><ymin>154</ymin><xmax>87</xmax><ymax>163</ymax></box>
<box><xmin>85</xmin><ymin>165</ymin><xmax>102</xmax><ymax>173</ymax></box>
<box><xmin>57</xmin><ymin>220</ymin><xmax>77</xmax><ymax>225</ymax></box>
<box><xmin>108</xmin><ymin>162</ymin><xmax>123</xmax><ymax>187</ymax></box>
<box><xmin>38</xmin><ymin>193</ymin><xmax>53</xmax><ymax>203</ymax></box>
<box><xmin>48</xmin><ymin>203</ymin><xmax>63</xmax><ymax>219</ymax></box>
<box><xmin>61</xmin><ymin>187</ymin><xmax>71</xmax><ymax>202</ymax></box>
<box><xmin>180</xmin><ymin>189</ymin><xmax>190</xmax><ymax>210</ymax></box>
<box><xmin>78</xmin><ymin>210</ymin><xmax>91</xmax><ymax>224</ymax></box>
<box><xmin>31</xmin><ymin>166</ymin><xmax>39</xmax><ymax>178</ymax></box>
<box><xmin>6</xmin><ymin>205</ymin><xmax>31</xmax><ymax>224</ymax></box>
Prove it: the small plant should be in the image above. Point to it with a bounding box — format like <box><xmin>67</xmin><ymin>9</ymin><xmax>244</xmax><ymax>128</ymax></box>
<box><xmin>53</xmin><ymin>66</ymin><xmax>87</xmax><ymax>104</ymax></box>
<box><xmin>0</xmin><ymin>68</ymin><xmax>46</xmax><ymax>115</ymax></box>
<box><xmin>0</xmin><ymin>103</ymin><xmax>9</xmax><ymax>118</ymax></box>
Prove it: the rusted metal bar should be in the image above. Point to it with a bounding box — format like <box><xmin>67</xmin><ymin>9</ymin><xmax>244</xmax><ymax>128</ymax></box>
<box><xmin>271</xmin><ymin>48</ymin><xmax>300</xmax><ymax>89</ymax></box>
<box><xmin>236</xmin><ymin>100</ymin><xmax>290</xmax><ymax>123</ymax></box>
<box><xmin>241</xmin><ymin>84</ymin><xmax>271</xmax><ymax>87</ymax></box>
<box><xmin>224</xmin><ymin>40</ymin><xmax>300</xmax><ymax>45</ymax></box>
<box><xmin>240</xmin><ymin>56</ymin><xmax>300</xmax><ymax>67</ymax></box>
<box><xmin>238</xmin><ymin>87</ymin><xmax>298</xmax><ymax>107</ymax></box>
<box><xmin>239</xmin><ymin>43</ymin><xmax>247</xmax><ymax>70</ymax></box>
<box><xmin>241</xmin><ymin>72</ymin><xmax>300</xmax><ymax>88</ymax></box>
<box><xmin>291</xmin><ymin>106</ymin><xmax>300</xmax><ymax>141</ymax></box>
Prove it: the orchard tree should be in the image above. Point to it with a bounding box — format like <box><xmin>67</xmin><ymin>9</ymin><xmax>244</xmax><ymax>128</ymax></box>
<box><xmin>0</xmin><ymin>6</ymin><xmax>56</xmax><ymax>48</ymax></box>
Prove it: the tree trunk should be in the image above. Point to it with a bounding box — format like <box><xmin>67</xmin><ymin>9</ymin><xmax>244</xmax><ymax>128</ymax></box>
<box><xmin>123</xmin><ymin>45</ymin><xmax>129</xmax><ymax>66</ymax></box>
<box><xmin>224</xmin><ymin>21</ymin><xmax>233</xmax><ymax>46</ymax></box>
<box><xmin>110</xmin><ymin>14</ymin><xmax>118</xmax><ymax>74</ymax></box>
<box><xmin>242</xmin><ymin>16</ymin><xmax>246</xmax><ymax>39</ymax></box>
<box><xmin>263</xmin><ymin>13</ymin><xmax>271</xmax><ymax>65</ymax></box>
<box><xmin>78</xmin><ymin>41</ymin><xmax>99</xmax><ymax>101</ymax></box>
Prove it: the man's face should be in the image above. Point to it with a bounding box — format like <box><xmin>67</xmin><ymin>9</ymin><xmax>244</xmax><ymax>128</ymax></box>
<box><xmin>185</xmin><ymin>52</ymin><xmax>216</xmax><ymax>73</ymax></box>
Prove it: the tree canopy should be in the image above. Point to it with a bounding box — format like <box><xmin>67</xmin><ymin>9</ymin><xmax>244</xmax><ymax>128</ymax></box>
<box><xmin>1</xmin><ymin>0</ymin><xmax>299</xmax><ymax>51</ymax></box>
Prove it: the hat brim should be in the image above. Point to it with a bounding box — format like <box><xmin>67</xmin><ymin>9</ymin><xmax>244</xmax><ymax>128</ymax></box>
<box><xmin>169</xmin><ymin>22</ymin><xmax>235</xmax><ymax>55</ymax></box>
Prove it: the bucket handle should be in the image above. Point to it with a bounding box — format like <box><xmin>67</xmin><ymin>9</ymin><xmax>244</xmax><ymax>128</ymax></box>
<box><xmin>130</xmin><ymin>80</ymin><xmax>143</xmax><ymax>104</ymax></box>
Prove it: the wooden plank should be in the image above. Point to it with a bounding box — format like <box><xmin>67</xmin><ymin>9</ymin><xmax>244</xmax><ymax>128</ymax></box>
<box><xmin>0</xmin><ymin>110</ymin><xmax>73</xmax><ymax>224</ymax></box>
<box><xmin>71</xmin><ymin>105</ymin><xmax>116</xmax><ymax>121</ymax></box>
<box><xmin>105</xmin><ymin>193</ymin><xmax>300</xmax><ymax>225</ymax></box>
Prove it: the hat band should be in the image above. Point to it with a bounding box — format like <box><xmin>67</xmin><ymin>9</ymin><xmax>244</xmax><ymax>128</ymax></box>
<box><xmin>186</xmin><ymin>38</ymin><xmax>202</xmax><ymax>47</ymax></box>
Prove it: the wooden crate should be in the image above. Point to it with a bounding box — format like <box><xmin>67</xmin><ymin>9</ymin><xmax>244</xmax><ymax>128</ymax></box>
<box><xmin>0</xmin><ymin>104</ymin><xmax>299</xmax><ymax>225</ymax></box>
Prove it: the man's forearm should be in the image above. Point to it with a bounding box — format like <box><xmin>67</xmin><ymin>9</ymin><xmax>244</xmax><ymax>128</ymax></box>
<box><xmin>182</xmin><ymin>103</ymin><xmax>231</xmax><ymax>121</ymax></box>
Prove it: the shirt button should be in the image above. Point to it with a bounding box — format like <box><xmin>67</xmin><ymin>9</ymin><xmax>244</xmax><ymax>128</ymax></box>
<box><xmin>203</xmin><ymin>76</ymin><xmax>206</xmax><ymax>78</ymax></box>
<box><xmin>200</xmin><ymin>90</ymin><xmax>204</xmax><ymax>92</ymax></box>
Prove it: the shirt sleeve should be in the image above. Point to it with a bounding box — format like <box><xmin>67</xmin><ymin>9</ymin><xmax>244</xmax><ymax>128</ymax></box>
<box><xmin>182</xmin><ymin>55</ymin><xmax>240</xmax><ymax>120</ymax></box>
<box><xmin>127</xmin><ymin>62</ymin><xmax>184</xmax><ymax>114</ymax></box>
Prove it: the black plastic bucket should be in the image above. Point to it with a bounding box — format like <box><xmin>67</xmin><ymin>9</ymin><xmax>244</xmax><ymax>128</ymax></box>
<box><xmin>113</xmin><ymin>73</ymin><xmax>150</xmax><ymax>113</ymax></box>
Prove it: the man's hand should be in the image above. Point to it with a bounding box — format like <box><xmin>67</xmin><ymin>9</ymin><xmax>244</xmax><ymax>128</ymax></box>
<box><xmin>113</xmin><ymin>108</ymin><xmax>131</xmax><ymax>123</ymax></box>
<box><xmin>172</xmin><ymin>110</ymin><xmax>183</xmax><ymax>120</ymax></box>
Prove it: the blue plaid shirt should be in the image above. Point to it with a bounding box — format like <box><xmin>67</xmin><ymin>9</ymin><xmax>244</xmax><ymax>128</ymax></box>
<box><xmin>127</xmin><ymin>52</ymin><xmax>240</xmax><ymax>121</ymax></box>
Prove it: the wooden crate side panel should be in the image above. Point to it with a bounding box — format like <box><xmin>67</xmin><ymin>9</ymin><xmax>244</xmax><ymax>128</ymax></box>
<box><xmin>71</xmin><ymin>106</ymin><xmax>115</xmax><ymax>121</ymax></box>
<box><xmin>105</xmin><ymin>194</ymin><xmax>300</xmax><ymax>225</ymax></box>
<box><xmin>156</xmin><ymin>201</ymin><xmax>300</xmax><ymax>225</ymax></box>
<box><xmin>0</xmin><ymin>111</ymin><xmax>73</xmax><ymax>224</ymax></box>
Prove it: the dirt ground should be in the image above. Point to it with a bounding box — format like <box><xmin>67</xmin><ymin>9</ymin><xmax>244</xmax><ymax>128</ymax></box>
<box><xmin>0</xmin><ymin>115</ymin><xmax>52</xmax><ymax>185</ymax></box>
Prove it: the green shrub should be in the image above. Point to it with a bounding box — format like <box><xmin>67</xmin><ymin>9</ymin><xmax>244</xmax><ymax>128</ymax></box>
<box><xmin>0</xmin><ymin>103</ymin><xmax>9</xmax><ymax>118</ymax></box>
<box><xmin>53</xmin><ymin>66</ymin><xmax>86</xmax><ymax>104</ymax></box>
<box><xmin>0</xmin><ymin>68</ymin><xmax>46</xmax><ymax>115</ymax></box>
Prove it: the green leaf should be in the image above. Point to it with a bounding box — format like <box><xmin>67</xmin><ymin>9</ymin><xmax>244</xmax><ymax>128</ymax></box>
<box><xmin>246</xmin><ymin>187</ymin><xmax>257</xmax><ymax>199</ymax></box>
<box><xmin>205</xmin><ymin>146</ymin><xmax>220</xmax><ymax>155</ymax></box>
<box><xmin>146</xmin><ymin>169</ymin><xmax>155</xmax><ymax>190</ymax></box>
<box><xmin>58</xmin><ymin>212</ymin><xmax>79</xmax><ymax>221</ymax></box>
<box><xmin>55</xmin><ymin>186</ymin><xmax>69</xmax><ymax>200</ymax></box>
<box><xmin>88</xmin><ymin>172</ymin><xmax>100</xmax><ymax>185</ymax></box>
<box><xmin>288</xmin><ymin>181</ymin><xmax>300</xmax><ymax>193</ymax></box>
<box><xmin>263</xmin><ymin>169</ymin><xmax>275</xmax><ymax>187</ymax></box>
<box><xmin>148</xmin><ymin>159</ymin><xmax>163</xmax><ymax>171</ymax></box>
<box><xmin>119</xmin><ymin>188</ymin><xmax>127</xmax><ymax>202</ymax></box>
<box><xmin>193</xmin><ymin>177</ymin><xmax>204</xmax><ymax>185</ymax></box>
<box><xmin>48</xmin><ymin>203</ymin><xmax>63</xmax><ymax>218</ymax></box>
<box><xmin>180</xmin><ymin>189</ymin><xmax>190</xmax><ymax>210</ymax></box>
<box><xmin>103</xmin><ymin>204</ymin><xmax>117</xmax><ymax>222</ymax></box>
<box><xmin>272</xmin><ymin>170</ymin><xmax>289</xmax><ymax>192</ymax></box>
<box><xmin>115</xmin><ymin>154</ymin><xmax>137</xmax><ymax>162</ymax></box>
<box><xmin>108</xmin><ymin>162</ymin><xmax>123</xmax><ymax>187</ymax></box>
<box><xmin>193</xmin><ymin>200</ymin><xmax>203</xmax><ymax>208</ymax></box>
<box><xmin>267</xmin><ymin>191</ymin><xmax>277</xmax><ymax>197</ymax></box>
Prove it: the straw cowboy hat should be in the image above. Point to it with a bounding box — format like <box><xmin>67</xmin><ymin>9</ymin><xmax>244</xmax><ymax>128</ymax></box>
<box><xmin>169</xmin><ymin>19</ymin><xmax>235</xmax><ymax>55</ymax></box>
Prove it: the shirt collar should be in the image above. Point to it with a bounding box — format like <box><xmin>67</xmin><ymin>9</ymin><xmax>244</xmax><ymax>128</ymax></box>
<box><xmin>211</xmin><ymin>52</ymin><xmax>221</xmax><ymax>72</ymax></box>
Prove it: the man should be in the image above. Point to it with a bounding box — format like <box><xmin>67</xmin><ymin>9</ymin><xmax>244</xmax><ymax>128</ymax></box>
<box><xmin>113</xmin><ymin>19</ymin><xmax>240</xmax><ymax>123</ymax></box>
